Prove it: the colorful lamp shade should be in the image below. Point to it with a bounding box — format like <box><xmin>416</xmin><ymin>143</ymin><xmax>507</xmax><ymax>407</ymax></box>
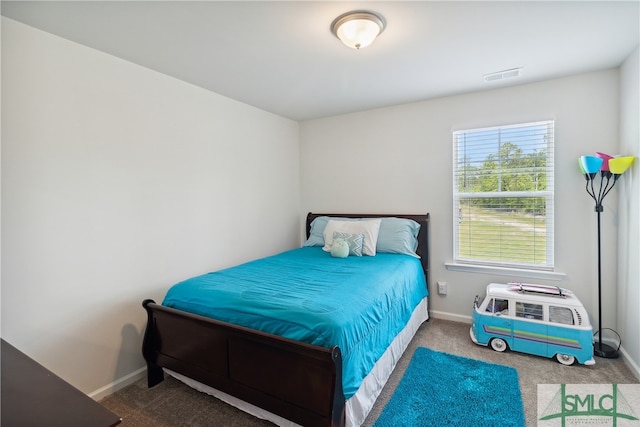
<box><xmin>578</xmin><ymin>159</ymin><xmax>586</xmax><ymax>174</ymax></box>
<box><xmin>609</xmin><ymin>156</ymin><xmax>635</xmax><ymax>175</ymax></box>
<box><xmin>579</xmin><ymin>155</ymin><xmax>604</xmax><ymax>175</ymax></box>
<box><xmin>596</xmin><ymin>152</ymin><xmax>614</xmax><ymax>171</ymax></box>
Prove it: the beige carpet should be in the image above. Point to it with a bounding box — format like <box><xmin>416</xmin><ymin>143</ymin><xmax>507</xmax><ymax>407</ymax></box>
<box><xmin>100</xmin><ymin>318</ymin><xmax>639</xmax><ymax>426</ymax></box>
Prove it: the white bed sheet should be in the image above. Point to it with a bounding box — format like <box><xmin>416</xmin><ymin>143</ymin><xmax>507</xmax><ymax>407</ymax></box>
<box><xmin>166</xmin><ymin>297</ymin><xmax>429</xmax><ymax>427</ymax></box>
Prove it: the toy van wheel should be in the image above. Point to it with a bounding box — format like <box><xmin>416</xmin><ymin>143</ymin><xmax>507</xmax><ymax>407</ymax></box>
<box><xmin>490</xmin><ymin>338</ymin><xmax>508</xmax><ymax>352</ymax></box>
<box><xmin>555</xmin><ymin>354</ymin><xmax>575</xmax><ymax>366</ymax></box>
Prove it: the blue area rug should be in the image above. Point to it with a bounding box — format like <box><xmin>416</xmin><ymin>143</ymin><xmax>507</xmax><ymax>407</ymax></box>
<box><xmin>375</xmin><ymin>347</ymin><xmax>525</xmax><ymax>427</ymax></box>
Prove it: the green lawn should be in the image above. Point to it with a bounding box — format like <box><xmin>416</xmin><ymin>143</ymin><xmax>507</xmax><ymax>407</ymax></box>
<box><xmin>457</xmin><ymin>207</ymin><xmax>547</xmax><ymax>265</ymax></box>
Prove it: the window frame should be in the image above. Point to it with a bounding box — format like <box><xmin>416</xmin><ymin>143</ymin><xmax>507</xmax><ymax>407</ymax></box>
<box><xmin>452</xmin><ymin>120</ymin><xmax>555</xmax><ymax>270</ymax></box>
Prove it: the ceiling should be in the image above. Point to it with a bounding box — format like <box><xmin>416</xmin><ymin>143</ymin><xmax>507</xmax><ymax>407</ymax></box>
<box><xmin>2</xmin><ymin>1</ymin><xmax>639</xmax><ymax>121</ymax></box>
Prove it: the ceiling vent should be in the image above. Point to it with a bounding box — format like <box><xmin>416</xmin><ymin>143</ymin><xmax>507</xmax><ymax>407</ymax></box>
<box><xmin>483</xmin><ymin>67</ymin><xmax>523</xmax><ymax>82</ymax></box>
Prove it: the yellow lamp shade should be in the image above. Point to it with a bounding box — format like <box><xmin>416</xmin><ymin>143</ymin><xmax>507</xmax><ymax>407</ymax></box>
<box><xmin>609</xmin><ymin>156</ymin><xmax>635</xmax><ymax>175</ymax></box>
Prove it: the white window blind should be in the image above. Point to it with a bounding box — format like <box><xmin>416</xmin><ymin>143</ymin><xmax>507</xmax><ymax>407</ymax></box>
<box><xmin>453</xmin><ymin>121</ymin><xmax>554</xmax><ymax>269</ymax></box>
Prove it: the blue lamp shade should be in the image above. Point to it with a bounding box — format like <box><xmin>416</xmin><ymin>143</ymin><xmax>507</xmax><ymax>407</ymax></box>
<box><xmin>579</xmin><ymin>155</ymin><xmax>604</xmax><ymax>175</ymax></box>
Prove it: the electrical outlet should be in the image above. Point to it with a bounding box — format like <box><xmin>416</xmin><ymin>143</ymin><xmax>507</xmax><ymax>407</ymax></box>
<box><xmin>437</xmin><ymin>281</ymin><xmax>447</xmax><ymax>295</ymax></box>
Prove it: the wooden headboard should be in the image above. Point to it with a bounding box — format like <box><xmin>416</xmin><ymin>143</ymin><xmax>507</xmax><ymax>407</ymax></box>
<box><xmin>305</xmin><ymin>212</ymin><xmax>431</xmax><ymax>291</ymax></box>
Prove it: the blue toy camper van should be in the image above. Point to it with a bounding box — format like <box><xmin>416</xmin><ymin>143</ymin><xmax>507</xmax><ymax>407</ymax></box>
<box><xmin>471</xmin><ymin>282</ymin><xmax>595</xmax><ymax>366</ymax></box>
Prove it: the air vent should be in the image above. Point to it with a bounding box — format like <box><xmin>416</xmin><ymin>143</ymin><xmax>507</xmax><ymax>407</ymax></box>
<box><xmin>484</xmin><ymin>67</ymin><xmax>523</xmax><ymax>82</ymax></box>
<box><xmin>574</xmin><ymin>309</ymin><xmax>583</xmax><ymax>326</ymax></box>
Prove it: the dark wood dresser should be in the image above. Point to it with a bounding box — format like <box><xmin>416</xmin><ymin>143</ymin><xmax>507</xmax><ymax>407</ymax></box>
<box><xmin>1</xmin><ymin>339</ymin><xmax>121</xmax><ymax>426</ymax></box>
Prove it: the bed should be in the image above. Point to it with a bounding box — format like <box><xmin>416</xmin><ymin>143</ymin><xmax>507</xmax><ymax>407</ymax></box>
<box><xmin>142</xmin><ymin>212</ymin><xmax>430</xmax><ymax>427</ymax></box>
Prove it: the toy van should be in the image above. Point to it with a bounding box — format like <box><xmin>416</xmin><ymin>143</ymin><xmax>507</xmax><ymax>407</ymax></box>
<box><xmin>470</xmin><ymin>282</ymin><xmax>595</xmax><ymax>366</ymax></box>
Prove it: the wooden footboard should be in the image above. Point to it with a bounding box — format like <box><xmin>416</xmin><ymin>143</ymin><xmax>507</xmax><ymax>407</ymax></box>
<box><xmin>142</xmin><ymin>300</ymin><xmax>345</xmax><ymax>427</ymax></box>
<box><xmin>142</xmin><ymin>212</ymin><xmax>429</xmax><ymax>427</ymax></box>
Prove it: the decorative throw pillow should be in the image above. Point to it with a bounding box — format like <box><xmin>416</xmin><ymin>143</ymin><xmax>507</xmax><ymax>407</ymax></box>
<box><xmin>322</xmin><ymin>219</ymin><xmax>382</xmax><ymax>256</ymax></box>
<box><xmin>303</xmin><ymin>216</ymin><xmax>357</xmax><ymax>247</ymax></box>
<box><xmin>333</xmin><ymin>231</ymin><xmax>364</xmax><ymax>256</ymax></box>
<box><xmin>330</xmin><ymin>238</ymin><xmax>349</xmax><ymax>258</ymax></box>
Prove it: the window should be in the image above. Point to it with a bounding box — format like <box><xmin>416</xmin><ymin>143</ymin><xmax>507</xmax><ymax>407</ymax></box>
<box><xmin>549</xmin><ymin>306</ymin><xmax>574</xmax><ymax>325</ymax></box>
<box><xmin>515</xmin><ymin>302</ymin><xmax>543</xmax><ymax>320</ymax></box>
<box><xmin>485</xmin><ymin>298</ymin><xmax>509</xmax><ymax>314</ymax></box>
<box><xmin>453</xmin><ymin>121</ymin><xmax>554</xmax><ymax>269</ymax></box>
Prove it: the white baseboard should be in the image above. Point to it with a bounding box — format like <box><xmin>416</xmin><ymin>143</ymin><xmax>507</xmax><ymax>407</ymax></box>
<box><xmin>429</xmin><ymin>310</ymin><xmax>472</xmax><ymax>324</ymax></box>
<box><xmin>88</xmin><ymin>366</ymin><xmax>146</xmax><ymax>401</ymax></box>
<box><xmin>619</xmin><ymin>345</ymin><xmax>640</xmax><ymax>381</ymax></box>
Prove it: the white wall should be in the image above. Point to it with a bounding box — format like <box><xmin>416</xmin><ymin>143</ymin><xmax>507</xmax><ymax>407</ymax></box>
<box><xmin>617</xmin><ymin>46</ymin><xmax>640</xmax><ymax>374</ymax></box>
<box><xmin>1</xmin><ymin>18</ymin><xmax>300</xmax><ymax>396</ymax></box>
<box><xmin>3</xmin><ymin>16</ymin><xmax>638</xmax><ymax>400</ymax></box>
<box><xmin>301</xmin><ymin>70</ymin><xmax>621</xmax><ymax>344</ymax></box>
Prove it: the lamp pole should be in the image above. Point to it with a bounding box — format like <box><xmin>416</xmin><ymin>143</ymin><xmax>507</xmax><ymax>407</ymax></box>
<box><xmin>594</xmin><ymin>200</ymin><xmax>609</xmax><ymax>357</ymax></box>
<box><xmin>585</xmin><ymin>170</ymin><xmax>620</xmax><ymax>358</ymax></box>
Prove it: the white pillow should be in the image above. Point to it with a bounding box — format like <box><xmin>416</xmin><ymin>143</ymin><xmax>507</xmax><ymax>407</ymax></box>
<box><xmin>322</xmin><ymin>219</ymin><xmax>382</xmax><ymax>256</ymax></box>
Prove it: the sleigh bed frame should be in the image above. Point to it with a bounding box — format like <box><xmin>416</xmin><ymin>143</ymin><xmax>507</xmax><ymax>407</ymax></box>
<box><xmin>142</xmin><ymin>212</ymin><xmax>430</xmax><ymax>427</ymax></box>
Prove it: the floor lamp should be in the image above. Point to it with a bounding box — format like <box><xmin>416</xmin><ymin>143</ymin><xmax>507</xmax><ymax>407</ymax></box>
<box><xmin>578</xmin><ymin>153</ymin><xmax>635</xmax><ymax>358</ymax></box>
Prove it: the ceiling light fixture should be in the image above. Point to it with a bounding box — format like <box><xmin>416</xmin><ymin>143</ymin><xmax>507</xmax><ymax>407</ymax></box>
<box><xmin>331</xmin><ymin>10</ymin><xmax>386</xmax><ymax>50</ymax></box>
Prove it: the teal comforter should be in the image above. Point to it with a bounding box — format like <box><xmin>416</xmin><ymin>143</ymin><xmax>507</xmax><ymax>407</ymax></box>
<box><xmin>162</xmin><ymin>246</ymin><xmax>428</xmax><ymax>398</ymax></box>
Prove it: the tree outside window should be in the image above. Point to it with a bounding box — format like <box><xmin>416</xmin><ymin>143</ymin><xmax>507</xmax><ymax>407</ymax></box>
<box><xmin>453</xmin><ymin>121</ymin><xmax>554</xmax><ymax>269</ymax></box>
